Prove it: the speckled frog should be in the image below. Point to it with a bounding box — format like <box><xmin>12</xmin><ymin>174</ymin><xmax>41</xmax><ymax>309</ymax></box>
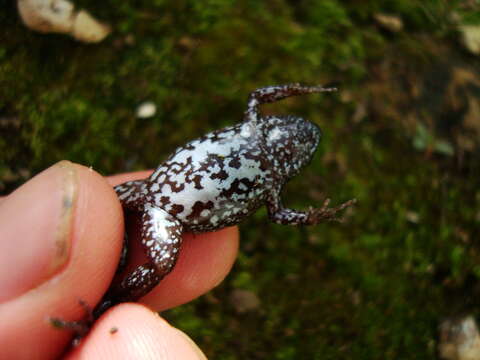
<box><xmin>107</xmin><ymin>83</ymin><xmax>355</xmax><ymax>304</ymax></box>
<box><xmin>55</xmin><ymin>84</ymin><xmax>355</xmax><ymax>334</ymax></box>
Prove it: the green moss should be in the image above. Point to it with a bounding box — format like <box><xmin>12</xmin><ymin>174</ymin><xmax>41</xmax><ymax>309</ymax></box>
<box><xmin>2</xmin><ymin>0</ymin><xmax>480</xmax><ymax>358</ymax></box>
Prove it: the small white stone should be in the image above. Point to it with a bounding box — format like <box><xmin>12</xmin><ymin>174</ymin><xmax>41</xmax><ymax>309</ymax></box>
<box><xmin>373</xmin><ymin>13</ymin><xmax>403</xmax><ymax>32</ymax></box>
<box><xmin>136</xmin><ymin>102</ymin><xmax>157</xmax><ymax>118</ymax></box>
<box><xmin>439</xmin><ymin>316</ymin><xmax>480</xmax><ymax>360</ymax></box>
<box><xmin>459</xmin><ymin>25</ymin><xmax>480</xmax><ymax>55</ymax></box>
<box><xmin>72</xmin><ymin>10</ymin><xmax>111</xmax><ymax>43</ymax></box>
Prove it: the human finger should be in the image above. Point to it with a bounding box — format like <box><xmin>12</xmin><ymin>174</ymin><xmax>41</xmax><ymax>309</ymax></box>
<box><xmin>0</xmin><ymin>161</ymin><xmax>124</xmax><ymax>359</ymax></box>
<box><xmin>65</xmin><ymin>303</ymin><xmax>207</xmax><ymax>360</ymax></box>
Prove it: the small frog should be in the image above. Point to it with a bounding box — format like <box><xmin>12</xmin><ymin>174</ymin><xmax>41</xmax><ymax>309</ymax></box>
<box><xmin>53</xmin><ymin>84</ymin><xmax>356</xmax><ymax>336</ymax></box>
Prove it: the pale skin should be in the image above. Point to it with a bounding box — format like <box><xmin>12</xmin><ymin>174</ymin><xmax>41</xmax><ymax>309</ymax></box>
<box><xmin>0</xmin><ymin>161</ymin><xmax>239</xmax><ymax>359</ymax></box>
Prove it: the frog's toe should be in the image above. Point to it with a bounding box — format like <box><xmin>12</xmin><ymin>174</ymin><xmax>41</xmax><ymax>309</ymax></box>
<box><xmin>50</xmin><ymin>317</ymin><xmax>92</xmax><ymax>346</ymax></box>
<box><xmin>49</xmin><ymin>299</ymin><xmax>95</xmax><ymax>346</ymax></box>
<box><xmin>308</xmin><ymin>198</ymin><xmax>357</xmax><ymax>223</ymax></box>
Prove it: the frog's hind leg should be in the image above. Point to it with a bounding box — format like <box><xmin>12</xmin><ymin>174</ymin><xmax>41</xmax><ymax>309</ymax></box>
<box><xmin>114</xmin><ymin>180</ymin><xmax>147</xmax><ymax>274</ymax></box>
<box><xmin>267</xmin><ymin>194</ymin><xmax>356</xmax><ymax>225</ymax></box>
<box><xmin>115</xmin><ymin>180</ymin><xmax>146</xmax><ymax>211</ymax></box>
<box><xmin>245</xmin><ymin>83</ymin><xmax>337</xmax><ymax>123</ymax></box>
<box><xmin>97</xmin><ymin>205</ymin><xmax>183</xmax><ymax>309</ymax></box>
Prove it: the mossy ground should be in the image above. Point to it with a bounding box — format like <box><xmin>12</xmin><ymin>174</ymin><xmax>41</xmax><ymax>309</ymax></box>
<box><xmin>1</xmin><ymin>1</ymin><xmax>480</xmax><ymax>358</ymax></box>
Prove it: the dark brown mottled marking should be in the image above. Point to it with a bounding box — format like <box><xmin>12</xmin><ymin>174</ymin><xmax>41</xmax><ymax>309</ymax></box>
<box><xmin>210</xmin><ymin>169</ymin><xmax>229</xmax><ymax>181</ymax></box>
<box><xmin>186</xmin><ymin>200</ymin><xmax>215</xmax><ymax>220</ymax></box>
<box><xmin>192</xmin><ymin>175</ymin><xmax>204</xmax><ymax>189</ymax></box>
<box><xmin>160</xmin><ymin>195</ymin><xmax>170</xmax><ymax>205</ymax></box>
<box><xmin>228</xmin><ymin>157</ymin><xmax>241</xmax><ymax>169</ymax></box>
<box><xmin>167</xmin><ymin>180</ymin><xmax>185</xmax><ymax>193</ymax></box>
<box><xmin>170</xmin><ymin>204</ymin><xmax>184</xmax><ymax>216</ymax></box>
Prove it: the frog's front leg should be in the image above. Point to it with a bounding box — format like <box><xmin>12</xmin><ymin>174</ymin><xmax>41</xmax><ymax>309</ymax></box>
<box><xmin>266</xmin><ymin>194</ymin><xmax>356</xmax><ymax>225</ymax></box>
<box><xmin>115</xmin><ymin>180</ymin><xmax>147</xmax><ymax>211</ymax></box>
<box><xmin>245</xmin><ymin>83</ymin><xmax>337</xmax><ymax>122</ymax></box>
<box><xmin>97</xmin><ymin>205</ymin><xmax>183</xmax><ymax>312</ymax></box>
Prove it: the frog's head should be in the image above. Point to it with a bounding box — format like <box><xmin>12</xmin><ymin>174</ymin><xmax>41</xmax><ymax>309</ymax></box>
<box><xmin>261</xmin><ymin>115</ymin><xmax>321</xmax><ymax>179</ymax></box>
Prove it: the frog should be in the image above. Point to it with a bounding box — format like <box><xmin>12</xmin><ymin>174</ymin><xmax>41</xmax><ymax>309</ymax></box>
<box><xmin>52</xmin><ymin>83</ymin><xmax>356</xmax><ymax>337</ymax></box>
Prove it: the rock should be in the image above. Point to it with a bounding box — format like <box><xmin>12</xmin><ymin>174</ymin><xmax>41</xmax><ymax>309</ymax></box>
<box><xmin>374</xmin><ymin>13</ymin><xmax>403</xmax><ymax>32</ymax></box>
<box><xmin>72</xmin><ymin>10</ymin><xmax>111</xmax><ymax>43</ymax></box>
<box><xmin>405</xmin><ymin>211</ymin><xmax>420</xmax><ymax>224</ymax></box>
<box><xmin>439</xmin><ymin>316</ymin><xmax>480</xmax><ymax>360</ymax></box>
<box><xmin>17</xmin><ymin>0</ymin><xmax>110</xmax><ymax>43</ymax></box>
<box><xmin>229</xmin><ymin>289</ymin><xmax>261</xmax><ymax>313</ymax></box>
<box><xmin>136</xmin><ymin>102</ymin><xmax>157</xmax><ymax>118</ymax></box>
<box><xmin>459</xmin><ymin>25</ymin><xmax>480</xmax><ymax>55</ymax></box>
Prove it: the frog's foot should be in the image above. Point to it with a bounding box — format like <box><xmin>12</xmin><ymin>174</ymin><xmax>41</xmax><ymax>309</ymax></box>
<box><xmin>307</xmin><ymin>198</ymin><xmax>357</xmax><ymax>224</ymax></box>
<box><xmin>49</xmin><ymin>299</ymin><xmax>94</xmax><ymax>346</ymax></box>
<box><xmin>105</xmin><ymin>206</ymin><xmax>183</xmax><ymax>302</ymax></box>
<box><xmin>267</xmin><ymin>194</ymin><xmax>356</xmax><ymax>225</ymax></box>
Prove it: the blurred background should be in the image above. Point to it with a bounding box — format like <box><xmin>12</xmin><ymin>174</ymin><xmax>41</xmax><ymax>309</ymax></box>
<box><xmin>1</xmin><ymin>0</ymin><xmax>479</xmax><ymax>358</ymax></box>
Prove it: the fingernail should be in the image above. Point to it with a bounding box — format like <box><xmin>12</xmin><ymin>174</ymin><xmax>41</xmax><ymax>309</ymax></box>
<box><xmin>0</xmin><ymin>161</ymin><xmax>77</xmax><ymax>302</ymax></box>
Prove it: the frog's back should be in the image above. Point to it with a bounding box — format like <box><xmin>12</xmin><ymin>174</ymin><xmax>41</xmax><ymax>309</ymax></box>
<box><xmin>146</xmin><ymin>123</ymin><xmax>274</xmax><ymax>232</ymax></box>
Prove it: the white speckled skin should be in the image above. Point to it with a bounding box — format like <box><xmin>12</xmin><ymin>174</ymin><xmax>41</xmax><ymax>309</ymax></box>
<box><xmin>96</xmin><ymin>84</ymin><xmax>356</xmax><ymax>314</ymax></box>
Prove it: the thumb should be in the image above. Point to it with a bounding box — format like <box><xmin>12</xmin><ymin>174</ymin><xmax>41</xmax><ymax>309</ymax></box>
<box><xmin>0</xmin><ymin>161</ymin><xmax>124</xmax><ymax>359</ymax></box>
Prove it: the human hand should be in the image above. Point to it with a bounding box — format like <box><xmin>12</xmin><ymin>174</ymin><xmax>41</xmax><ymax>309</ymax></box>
<box><xmin>0</xmin><ymin>161</ymin><xmax>239</xmax><ymax>359</ymax></box>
